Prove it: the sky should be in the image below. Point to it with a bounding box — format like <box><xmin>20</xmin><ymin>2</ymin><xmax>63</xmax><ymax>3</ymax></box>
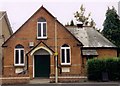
<box><xmin>0</xmin><ymin>0</ymin><xmax>119</xmax><ymax>32</ymax></box>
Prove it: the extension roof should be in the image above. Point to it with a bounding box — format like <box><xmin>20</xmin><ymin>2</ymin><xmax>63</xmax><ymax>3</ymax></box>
<box><xmin>66</xmin><ymin>26</ymin><xmax>116</xmax><ymax>48</ymax></box>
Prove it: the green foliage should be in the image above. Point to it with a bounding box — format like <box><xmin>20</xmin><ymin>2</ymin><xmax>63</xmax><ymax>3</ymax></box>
<box><xmin>74</xmin><ymin>4</ymin><xmax>96</xmax><ymax>27</ymax></box>
<box><xmin>87</xmin><ymin>59</ymin><xmax>105</xmax><ymax>80</ymax></box>
<box><xmin>87</xmin><ymin>58</ymin><xmax>120</xmax><ymax>81</ymax></box>
<box><xmin>102</xmin><ymin>6</ymin><xmax>120</xmax><ymax>47</ymax></box>
<box><xmin>106</xmin><ymin>58</ymin><xmax>120</xmax><ymax>80</ymax></box>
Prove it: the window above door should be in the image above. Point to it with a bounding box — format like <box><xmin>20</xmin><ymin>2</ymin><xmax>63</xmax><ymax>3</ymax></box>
<box><xmin>37</xmin><ymin>17</ymin><xmax>47</xmax><ymax>39</ymax></box>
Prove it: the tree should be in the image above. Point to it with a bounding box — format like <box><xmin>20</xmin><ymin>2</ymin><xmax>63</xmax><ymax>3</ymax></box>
<box><xmin>102</xmin><ymin>6</ymin><xmax>120</xmax><ymax>47</ymax></box>
<box><xmin>70</xmin><ymin>20</ymin><xmax>74</xmax><ymax>26</ymax></box>
<box><xmin>74</xmin><ymin>4</ymin><xmax>95</xmax><ymax>27</ymax></box>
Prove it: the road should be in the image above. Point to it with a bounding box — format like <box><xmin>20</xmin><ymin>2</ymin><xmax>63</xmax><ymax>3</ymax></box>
<box><xmin>2</xmin><ymin>82</ymin><xmax>120</xmax><ymax>86</ymax></box>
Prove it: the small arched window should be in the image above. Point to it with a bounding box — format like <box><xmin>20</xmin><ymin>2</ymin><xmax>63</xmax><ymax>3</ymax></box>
<box><xmin>37</xmin><ymin>17</ymin><xmax>47</xmax><ymax>39</ymax></box>
<box><xmin>15</xmin><ymin>44</ymin><xmax>24</xmax><ymax>48</ymax></box>
<box><xmin>14</xmin><ymin>44</ymin><xmax>24</xmax><ymax>66</ymax></box>
<box><xmin>61</xmin><ymin>44</ymin><xmax>71</xmax><ymax>65</ymax></box>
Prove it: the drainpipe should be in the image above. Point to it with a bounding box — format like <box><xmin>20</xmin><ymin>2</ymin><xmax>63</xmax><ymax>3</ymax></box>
<box><xmin>55</xmin><ymin>17</ymin><xmax>58</xmax><ymax>83</ymax></box>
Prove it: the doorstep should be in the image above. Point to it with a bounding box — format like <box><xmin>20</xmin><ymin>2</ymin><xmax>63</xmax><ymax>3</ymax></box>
<box><xmin>29</xmin><ymin>78</ymin><xmax>50</xmax><ymax>84</ymax></box>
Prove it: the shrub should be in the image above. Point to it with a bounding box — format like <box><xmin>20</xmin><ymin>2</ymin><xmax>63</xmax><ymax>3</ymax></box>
<box><xmin>87</xmin><ymin>58</ymin><xmax>120</xmax><ymax>81</ymax></box>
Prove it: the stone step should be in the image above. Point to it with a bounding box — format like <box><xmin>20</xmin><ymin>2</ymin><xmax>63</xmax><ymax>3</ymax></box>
<box><xmin>29</xmin><ymin>79</ymin><xmax>50</xmax><ymax>84</ymax></box>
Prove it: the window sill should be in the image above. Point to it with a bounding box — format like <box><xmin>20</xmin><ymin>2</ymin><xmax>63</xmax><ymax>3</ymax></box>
<box><xmin>37</xmin><ymin>37</ymin><xmax>47</xmax><ymax>40</ymax></box>
<box><xmin>14</xmin><ymin>64</ymin><xmax>25</xmax><ymax>67</ymax></box>
<box><xmin>61</xmin><ymin>63</ymin><xmax>71</xmax><ymax>66</ymax></box>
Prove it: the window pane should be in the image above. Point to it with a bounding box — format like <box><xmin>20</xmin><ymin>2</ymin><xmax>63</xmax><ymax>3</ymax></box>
<box><xmin>62</xmin><ymin>49</ymin><xmax>65</xmax><ymax>63</ymax></box>
<box><xmin>43</xmin><ymin>23</ymin><xmax>46</xmax><ymax>36</ymax></box>
<box><xmin>38</xmin><ymin>23</ymin><xmax>41</xmax><ymax>37</ymax></box>
<box><xmin>66</xmin><ymin>49</ymin><xmax>70</xmax><ymax>63</ymax></box>
<box><xmin>15</xmin><ymin>50</ymin><xmax>19</xmax><ymax>64</ymax></box>
<box><xmin>20</xmin><ymin>50</ymin><xmax>24</xmax><ymax>64</ymax></box>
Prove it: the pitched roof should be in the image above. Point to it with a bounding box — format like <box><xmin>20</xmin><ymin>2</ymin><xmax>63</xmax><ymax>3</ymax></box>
<box><xmin>26</xmin><ymin>41</ymin><xmax>55</xmax><ymax>55</ymax></box>
<box><xmin>2</xmin><ymin>6</ymin><xmax>83</xmax><ymax>47</ymax></box>
<box><xmin>66</xmin><ymin>26</ymin><xmax>116</xmax><ymax>48</ymax></box>
<box><xmin>0</xmin><ymin>11</ymin><xmax>13</xmax><ymax>35</ymax></box>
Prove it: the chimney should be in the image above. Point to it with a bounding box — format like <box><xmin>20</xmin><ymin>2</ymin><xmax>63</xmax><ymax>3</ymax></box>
<box><xmin>76</xmin><ymin>22</ymin><xmax>83</xmax><ymax>28</ymax></box>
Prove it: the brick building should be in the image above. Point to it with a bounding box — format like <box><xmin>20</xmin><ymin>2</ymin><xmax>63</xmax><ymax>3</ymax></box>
<box><xmin>0</xmin><ymin>11</ymin><xmax>13</xmax><ymax>81</ymax></box>
<box><xmin>2</xmin><ymin>6</ymin><xmax>117</xmax><ymax>84</ymax></box>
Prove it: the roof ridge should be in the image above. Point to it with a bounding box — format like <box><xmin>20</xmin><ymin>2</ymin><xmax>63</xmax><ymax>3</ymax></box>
<box><xmin>2</xmin><ymin>5</ymin><xmax>54</xmax><ymax>46</ymax></box>
<box><xmin>2</xmin><ymin>5</ymin><xmax>83</xmax><ymax>47</ymax></box>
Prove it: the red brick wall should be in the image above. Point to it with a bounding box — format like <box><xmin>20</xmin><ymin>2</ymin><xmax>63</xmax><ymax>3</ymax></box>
<box><xmin>3</xmin><ymin>7</ymin><xmax>82</xmax><ymax>79</ymax></box>
<box><xmin>81</xmin><ymin>48</ymin><xmax>117</xmax><ymax>76</ymax></box>
<box><xmin>97</xmin><ymin>49</ymin><xmax>117</xmax><ymax>58</ymax></box>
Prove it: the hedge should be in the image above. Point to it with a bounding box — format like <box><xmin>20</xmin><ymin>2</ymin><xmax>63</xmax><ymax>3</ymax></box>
<box><xmin>87</xmin><ymin>58</ymin><xmax>120</xmax><ymax>81</ymax></box>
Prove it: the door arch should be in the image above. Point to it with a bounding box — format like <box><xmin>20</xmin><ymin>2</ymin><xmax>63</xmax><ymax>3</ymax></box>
<box><xmin>32</xmin><ymin>47</ymin><xmax>51</xmax><ymax>78</ymax></box>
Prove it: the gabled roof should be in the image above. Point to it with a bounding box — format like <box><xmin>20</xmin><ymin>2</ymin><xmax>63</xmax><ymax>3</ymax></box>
<box><xmin>2</xmin><ymin>6</ymin><xmax>83</xmax><ymax>47</ymax></box>
<box><xmin>26</xmin><ymin>41</ymin><xmax>55</xmax><ymax>55</ymax></box>
<box><xmin>0</xmin><ymin>11</ymin><xmax>13</xmax><ymax>35</ymax></box>
<box><xmin>66</xmin><ymin>26</ymin><xmax>116</xmax><ymax>48</ymax></box>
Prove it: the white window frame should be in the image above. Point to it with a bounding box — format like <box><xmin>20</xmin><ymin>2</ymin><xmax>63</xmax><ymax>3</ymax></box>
<box><xmin>14</xmin><ymin>48</ymin><xmax>25</xmax><ymax>66</ymax></box>
<box><xmin>61</xmin><ymin>46</ymin><xmax>71</xmax><ymax>65</ymax></box>
<box><xmin>37</xmin><ymin>21</ymin><xmax>47</xmax><ymax>39</ymax></box>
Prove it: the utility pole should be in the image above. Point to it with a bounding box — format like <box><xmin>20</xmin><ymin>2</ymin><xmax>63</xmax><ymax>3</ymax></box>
<box><xmin>55</xmin><ymin>17</ymin><xmax>58</xmax><ymax>83</ymax></box>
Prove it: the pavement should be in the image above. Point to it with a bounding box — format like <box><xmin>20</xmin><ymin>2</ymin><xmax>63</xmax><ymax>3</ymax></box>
<box><xmin>1</xmin><ymin>78</ymin><xmax>120</xmax><ymax>86</ymax></box>
<box><xmin>2</xmin><ymin>82</ymin><xmax>120</xmax><ymax>86</ymax></box>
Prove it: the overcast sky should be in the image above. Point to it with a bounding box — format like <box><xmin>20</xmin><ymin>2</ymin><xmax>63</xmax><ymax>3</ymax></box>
<box><xmin>0</xmin><ymin>0</ymin><xmax>119</xmax><ymax>32</ymax></box>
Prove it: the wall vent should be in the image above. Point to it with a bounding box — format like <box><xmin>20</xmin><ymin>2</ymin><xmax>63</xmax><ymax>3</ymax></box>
<box><xmin>29</xmin><ymin>42</ymin><xmax>34</xmax><ymax>48</ymax></box>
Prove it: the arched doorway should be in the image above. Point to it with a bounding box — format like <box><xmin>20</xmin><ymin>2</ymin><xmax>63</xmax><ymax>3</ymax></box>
<box><xmin>32</xmin><ymin>47</ymin><xmax>51</xmax><ymax>78</ymax></box>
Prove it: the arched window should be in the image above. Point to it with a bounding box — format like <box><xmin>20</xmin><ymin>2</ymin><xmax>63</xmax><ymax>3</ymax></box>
<box><xmin>61</xmin><ymin>44</ymin><xmax>71</xmax><ymax>65</ymax></box>
<box><xmin>37</xmin><ymin>17</ymin><xmax>47</xmax><ymax>39</ymax></box>
<box><xmin>14</xmin><ymin>44</ymin><xmax>24</xmax><ymax>66</ymax></box>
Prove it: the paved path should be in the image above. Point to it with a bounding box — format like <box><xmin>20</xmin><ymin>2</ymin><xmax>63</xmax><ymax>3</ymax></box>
<box><xmin>2</xmin><ymin>82</ymin><xmax>120</xmax><ymax>86</ymax></box>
